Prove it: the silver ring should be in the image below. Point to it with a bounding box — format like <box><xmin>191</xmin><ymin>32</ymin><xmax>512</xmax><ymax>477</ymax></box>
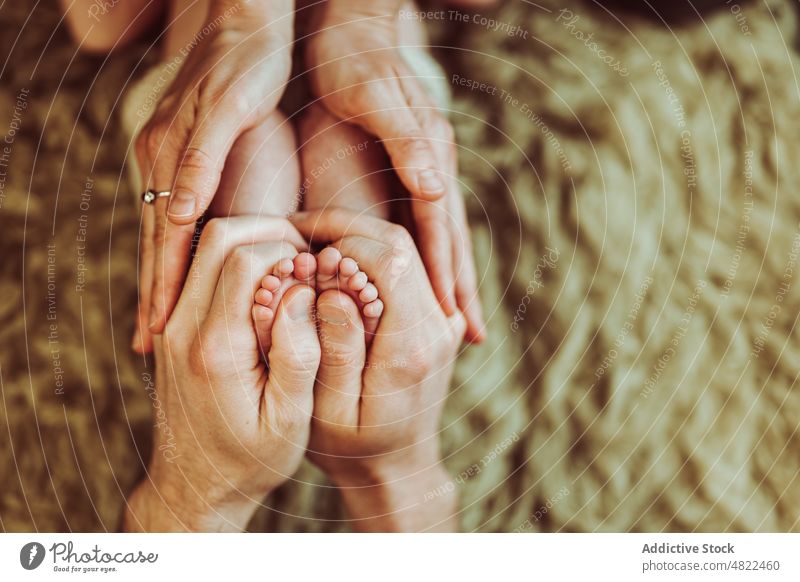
<box><xmin>142</xmin><ymin>189</ymin><xmax>171</xmax><ymax>205</ymax></box>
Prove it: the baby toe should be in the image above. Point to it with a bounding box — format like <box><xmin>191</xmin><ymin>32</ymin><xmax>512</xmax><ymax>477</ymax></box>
<box><xmin>253</xmin><ymin>304</ymin><xmax>274</xmax><ymax>322</ymax></box>
<box><xmin>274</xmin><ymin>258</ymin><xmax>295</xmax><ymax>277</ymax></box>
<box><xmin>362</xmin><ymin>299</ymin><xmax>384</xmax><ymax>319</ymax></box>
<box><xmin>348</xmin><ymin>271</ymin><xmax>368</xmax><ymax>291</ymax></box>
<box><xmin>339</xmin><ymin>257</ymin><xmax>359</xmax><ymax>278</ymax></box>
<box><xmin>293</xmin><ymin>252</ymin><xmax>317</xmax><ymax>282</ymax></box>
<box><xmin>317</xmin><ymin>247</ymin><xmax>342</xmax><ymax>278</ymax></box>
<box><xmin>261</xmin><ymin>274</ymin><xmax>281</xmax><ymax>292</ymax></box>
<box><xmin>358</xmin><ymin>283</ymin><xmax>378</xmax><ymax>303</ymax></box>
<box><xmin>255</xmin><ymin>288</ymin><xmax>274</xmax><ymax>306</ymax></box>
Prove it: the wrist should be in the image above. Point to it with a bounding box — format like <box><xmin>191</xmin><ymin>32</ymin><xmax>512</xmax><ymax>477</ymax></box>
<box><xmin>332</xmin><ymin>454</ymin><xmax>459</xmax><ymax>532</ymax></box>
<box><xmin>123</xmin><ymin>476</ymin><xmax>263</xmax><ymax>532</ymax></box>
<box><xmin>315</xmin><ymin>0</ymin><xmax>400</xmax><ymax>31</ymax></box>
<box><xmin>211</xmin><ymin>0</ymin><xmax>294</xmax><ymax>45</ymax></box>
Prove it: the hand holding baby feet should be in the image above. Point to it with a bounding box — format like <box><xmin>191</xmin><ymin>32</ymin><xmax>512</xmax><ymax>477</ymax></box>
<box><xmin>125</xmin><ymin>217</ymin><xmax>320</xmax><ymax>532</ymax></box>
<box><xmin>292</xmin><ymin>211</ymin><xmax>468</xmax><ymax>531</ymax></box>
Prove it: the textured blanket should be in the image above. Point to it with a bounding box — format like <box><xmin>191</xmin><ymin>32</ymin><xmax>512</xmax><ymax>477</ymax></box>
<box><xmin>0</xmin><ymin>0</ymin><xmax>797</xmax><ymax>531</ymax></box>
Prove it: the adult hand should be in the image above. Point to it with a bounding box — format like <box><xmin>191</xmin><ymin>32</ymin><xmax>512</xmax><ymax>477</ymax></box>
<box><xmin>124</xmin><ymin>216</ymin><xmax>321</xmax><ymax>532</ymax></box>
<box><xmin>292</xmin><ymin>209</ymin><xmax>466</xmax><ymax>531</ymax></box>
<box><xmin>305</xmin><ymin>0</ymin><xmax>485</xmax><ymax>343</ymax></box>
<box><xmin>134</xmin><ymin>0</ymin><xmax>294</xmax><ymax>353</ymax></box>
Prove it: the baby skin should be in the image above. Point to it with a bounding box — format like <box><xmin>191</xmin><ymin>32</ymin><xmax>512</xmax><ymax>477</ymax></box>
<box><xmin>253</xmin><ymin>248</ymin><xmax>384</xmax><ymax>357</ymax></box>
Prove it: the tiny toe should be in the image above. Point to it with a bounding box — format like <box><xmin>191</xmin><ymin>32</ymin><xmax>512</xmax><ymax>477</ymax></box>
<box><xmin>253</xmin><ymin>304</ymin><xmax>274</xmax><ymax>322</ymax></box>
<box><xmin>261</xmin><ymin>274</ymin><xmax>281</xmax><ymax>292</ymax></box>
<box><xmin>348</xmin><ymin>271</ymin><xmax>368</xmax><ymax>291</ymax></box>
<box><xmin>317</xmin><ymin>247</ymin><xmax>342</xmax><ymax>276</ymax></box>
<box><xmin>255</xmin><ymin>288</ymin><xmax>273</xmax><ymax>306</ymax></box>
<box><xmin>293</xmin><ymin>252</ymin><xmax>317</xmax><ymax>282</ymax></box>
<box><xmin>339</xmin><ymin>257</ymin><xmax>359</xmax><ymax>278</ymax></box>
<box><xmin>275</xmin><ymin>258</ymin><xmax>294</xmax><ymax>277</ymax></box>
<box><xmin>363</xmin><ymin>299</ymin><xmax>384</xmax><ymax>319</ymax></box>
<box><xmin>358</xmin><ymin>283</ymin><xmax>378</xmax><ymax>303</ymax></box>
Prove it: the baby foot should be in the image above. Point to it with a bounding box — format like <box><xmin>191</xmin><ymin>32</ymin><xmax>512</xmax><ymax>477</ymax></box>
<box><xmin>315</xmin><ymin>247</ymin><xmax>384</xmax><ymax>338</ymax></box>
<box><xmin>253</xmin><ymin>252</ymin><xmax>318</xmax><ymax>356</ymax></box>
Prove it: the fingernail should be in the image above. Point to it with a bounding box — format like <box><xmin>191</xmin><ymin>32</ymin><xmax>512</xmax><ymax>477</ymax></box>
<box><xmin>288</xmin><ymin>288</ymin><xmax>314</xmax><ymax>321</ymax></box>
<box><xmin>168</xmin><ymin>191</ymin><xmax>196</xmax><ymax>218</ymax></box>
<box><xmin>418</xmin><ymin>170</ymin><xmax>445</xmax><ymax>196</ymax></box>
<box><xmin>148</xmin><ymin>305</ymin><xmax>159</xmax><ymax>330</ymax></box>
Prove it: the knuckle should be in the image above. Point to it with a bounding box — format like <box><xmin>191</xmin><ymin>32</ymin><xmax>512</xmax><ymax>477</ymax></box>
<box><xmin>144</xmin><ymin>123</ymin><xmax>170</xmax><ymax>155</ymax></box>
<box><xmin>396</xmin><ymin>135</ymin><xmax>430</xmax><ymax>159</ymax></box>
<box><xmin>175</xmin><ymin>148</ymin><xmax>220</xmax><ymax>203</ymax></box>
<box><xmin>179</xmin><ymin>146</ymin><xmax>215</xmax><ymax>172</ymax></box>
<box><xmin>430</xmin><ymin>116</ymin><xmax>455</xmax><ymax>143</ymax></box>
<box><xmin>375</xmin><ymin>244</ymin><xmax>414</xmax><ymax>282</ymax></box>
<box><xmin>267</xmin><ymin>399</ymin><xmax>309</xmax><ymax>436</ymax></box>
<box><xmin>384</xmin><ymin>224</ymin><xmax>414</xmax><ymax>249</ymax></box>
<box><xmin>198</xmin><ymin>217</ymin><xmax>229</xmax><ymax>248</ymax></box>
<box><xmin>226</xmin><ymin>245</ymin><xmax>257</xmax><ymax>276</ymax></box>
<box><xmin>220</xmin><ymin>92</ymin><xmax>251</xmax><ymax>118</ymax></box>
<box><xmin>405</xmin><ymin>345</ymin><xmax>437</xmax><ymax>378</ymax></box>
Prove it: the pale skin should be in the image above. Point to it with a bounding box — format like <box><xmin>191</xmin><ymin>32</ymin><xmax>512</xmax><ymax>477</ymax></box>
<box><xmin>60</xmin><ymin>0</ymin><xmax>486</xmax><ymax>354</ymax></box>
<box><xmin>124</xmin><ymin>212</ymin><xmax>463</xmax><ymax>532</ymax></box>
<box><xmin>294</xmin><ymin>209</ymin><xmax>465</xmax><ymax>531</ymax></box>
<box><xmin>60</xmin><ymin>0</ymin><xmax>477</xmax><ymax>530</ymax></box>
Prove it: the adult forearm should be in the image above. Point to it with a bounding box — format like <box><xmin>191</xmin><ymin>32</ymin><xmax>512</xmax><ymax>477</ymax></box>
<box><xmin>123</xmin><ymin>476</ymin><xmax>259</xmax><ymax>532</ymax></box>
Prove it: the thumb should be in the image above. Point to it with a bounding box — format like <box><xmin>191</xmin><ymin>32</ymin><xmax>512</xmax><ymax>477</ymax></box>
<box><xmin>264</xmin><ymin>286</ymin><xmax>321</xmax><ymax>412</ymax></box>
<box><xmin>167</xmin><ymin>112</ymin><xmax>241</xmax><ymax>224</ymax></box>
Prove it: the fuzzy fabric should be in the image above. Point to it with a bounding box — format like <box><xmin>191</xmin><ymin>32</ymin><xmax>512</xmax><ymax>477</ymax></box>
<box><xmin>0</xmin><ymin>0</ymin><xmax>798</xmax><ymax>532</ymax></box>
